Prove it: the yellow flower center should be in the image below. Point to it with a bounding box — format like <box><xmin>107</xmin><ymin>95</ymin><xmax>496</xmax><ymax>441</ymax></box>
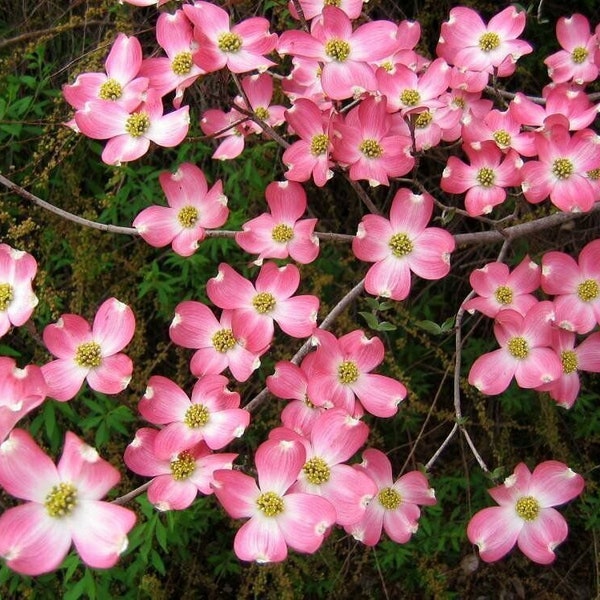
<box><xmin>170</xmin><ymin>450</ymin><xmax>196</xmax><ymax>480</ymax></box>
<box><xmin>254</xmin><ymin>106</ymin><xmax>270</xmax><ymax>121</ymax></box>
<box><xmin>184</xmin><ymin>403</ymin><xmax>210</xmax><ymax>428</ymax></box>
<box><xmin>338</xmin><ymin>360</ymin><xmax>359</xmax><ymax>384</ymax></box>
<box><xmin>212</xmin><ymin>328</ymin><xmax>236</xmax><ymax>353</ymax></box>
<box><xmin>125</xmin><ymin>112</ymin><xmax>150</xmax><ymax>137</ymax></box>
<box><xmin>479</xmin><ymin>32</ymin><xmax>500</xmax><ymax>52</ymax></box>
<box><xmin>378</xmin><ymin>486</ymin><xmax>402</xmax><ymax>510</ymax></box>
<box><xmin>324</xmin><ymin>0</ymin><xmax>341</xmax><ymax>5</ymax></box>
<box><xmin>577</xmin><ymin>278</ymin><xmax>599</xmax><ymax>301</ymax></box>
<box><xmin>493</xmin><ymin>129</ymin><xmax>511</xmax><ymax>147</ymax></box>
<box><xmin>303</xmin><ymin>456</ymin><xmax>331</xmax><ymax>485</ymax></box>
<box><xmin>452</xmin><ymin>97</ymin><xmax>466</xmax><ymax>109</ymax></box>
<box><xmin>256</xmin><ymin>491</ymin><xmax>285</xmax><ymax>517</ymax></box>
<box><xmin>561</xmin><ymin>349</ymin><xmax>578</xmax><ymax>374</ymax></box>
<box><xmin>571</xmin><ymin>46</ymin><xmax>589</xmax><ymax>64</ymax></box>
<box><xmin>359</xmin><ymin>139</ymin><xmax>383</xmax><ymax>159</ymax></box>
<box><xmin>414</xmin><ymin>110</ymin><xmax>433</xmax><ymax>129</ymax></box>
<box><xmin>172</xmin><ymin>51</ymin><xmax>193</xmax><ymax>75</ymax></box>
<box><xmin>0</xmin><ymin>282</ymin><xmax>13</xmax><ymax>311</ymax></box>
<box><xmin>476</xmin><ymin>167</ymin><xmax>496</xmax><ymax>187</ymax></box>
<box><xmin>587</xmin><ymin>168</ymin><xmax>600</xmax><ymax>180</ymax></box>
<box><xmin>252</xmin><ymin>291</ymin><xmax>276</xmax><ymax>314</ymax></box>
<box><xmin>401</xmin><ymin>89</ymin><xmax>421</xmax><ymax>107</ymax></box>
<box><xmin>310</xmin><ymin>133</ymin><xmax>329</xmax><ymax>156</ymax></box>
<box><xmin>271</xmin><ymin>223</ymin><xmax>294</xmax><ymax>243</ymax></box>
<box><xmin>177</xmin><ymin>206</ymin><xmax>199</xmax><ymax>228</ymax></box>
<box><xmin>217</xmin><ymin>32</ymin><xmax>243</xmax><ymax>53</ymax></box>
<box><xmin>552</xmin><ymin>158</ymin><xmax>574</xmax><ymax>180</ymax></box>
<box><xmin>98</xmin><ymin>78</ymin><xmax>123</xmax><ymax>101</ymax></box>
<box><xmin>389</xmin><ymin>232</ymin><xmax>414</xmax><ymax>257</ymax></box>
<box><xmin>515</xmin><ymin>495</ymin><xmax>540</xmax><ymax>521</ymax></box>
<box><xmin>494</xmin><ymin>285</ymin><xmax>513</xmax><ymax>305</ymax></box>
<box><xmin>325</xmin><ymin>38</ymin><xmax>351</xmax><ymax>62</ymax></box>
<box><xmin>507</xmin><ymin>336</ymin><xmax>529</xmax><ymax>359</ymax></box>
<box><xmin>74</xmin><ymin>341</ymin><xmax>102</xmax><ymax>368</ymax></box>
<box><xmin>45</xmin><ymin>482</ymin><xmax>78</xmax><ymax>518</ymax></box>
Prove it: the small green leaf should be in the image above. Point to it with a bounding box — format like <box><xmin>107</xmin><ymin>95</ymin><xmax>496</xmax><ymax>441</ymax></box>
<box><xmin>415</xmin><ymin>320</ymin><xmax>443</xmax><ymax>335</ymax></box>
<box><xmin>358</xmin><ymin>311</ymin><xmax>381</xmax><ymax>330</ymax></box>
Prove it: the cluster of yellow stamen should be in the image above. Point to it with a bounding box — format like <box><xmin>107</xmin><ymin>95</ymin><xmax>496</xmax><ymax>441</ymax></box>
<box><xmin>389</xmin><ymin>232</ymin><xmax>414</xmax><ymax>257</ymax></box>
<box><xmin>515</xmin><ymin>495</ymin><xmax>540</xmax><ymax>521</ymax></box>
<box><xmin>561</xmin><ymin>350</ymin><xmax>578</xmax><ymax>374</ymax></box>
<box><xmin>479</xmin><ymin>32</ymin><xmax>500</xmax><ymax>52</ymax></box>
<box><xmin>552</xmin><ymin>158</ymin><xmax>574</xmax><ymax>180</ymax></box>
<box><xmin>171</xmin><ymin>51</ymin><xmax>193</xmax><ymax>76</ymax></box>
<box><xmin>401</xmin><ymin>89</ymin><xmax>421</xmax><ymax>107</ymax></box>
<box><xmin>170</xmin><ymin>451</ymin><xmax>196</xmax><ymax>480</ymax></box>
<box><xmin>324</xmin><ymin>0</ymin><xmax>341</xmax><ymax>5</ymax></box>
<box><xmin>256</xmin><ymin>491</ymin><xmax>285</xmax><ymax>516</ymax></box>
<box><xmin>0</xmin><ymin>282</ymin><xmax>13</xmax><ymax>311</ymax></box>
<box><xmin>414</xmin><ymin>110</ymin><xmax>432</xmax><ymax>129</ymax></box>
<box><xmin>45</xmin><ymin>482</ymin><xmax>78</xmax><ymax>518</ymax></box>
<box><xmin>74</xmin><ymin>341</ymin><xmax>102</xmax><ymax>368</ymax></box>
<box><xmin>125</xmin><ymin>112</ymin><xmax>151</xmax><ymax>137</ymax></box>
<box><xmin>378</xmin><ymin>487</ymin><xmax>402</xmax><ymax>510</ymax></box>
<box><xmin>493</xmin><ymin>129</ymin><xmax>512</xmax><ymax>147</ymax></box>
<box><xmin>184</xmin><ymin>403</ymin><xmax>210</xmax><ymax>428</ymax></box>
<box><xmin>325</xmin><ymin>38</ymin><xmax>351</xmax><ymax>62</ymax></box>
<box><xmin>571</xmin><ymin>46</ymin><xmax>589</xmax><ymax>64</ymax></box>
<box><xmin>587</xmin><ymin>168</ymin><xmax>600</xmax><ymax>180</ymax></box>
<box><xmin>507</xmin><ymin>336</ymin><xmax>529</xmax><ymax>359</ymax></box>
<box><xmin>252</xmin><ymin>292</ymin><xmax>276</xmax><ymax>314</ymax></box>
<box><xmin>98</xmin><ymin>79</ymin><xmax>123</xmax><ymax>101</ymax></box>
<box><xmin>303</xmin><ymin>457</ymin><xmax>331</xmax><ymax>485</ymax></box>
<box><xmin>217</xmin><ymin>32</ymin><xmax>243</xmax><ymax>53</ymax></box>
<box><xmin>177</xmin><ymin>206</ymin><xmax>199</xmax><ymax>228</ymax></box>
<box><xmin>254</xmin><ymin>107</ymin><xmax>270</xmax><ymax>121</ymax></box>
<box><xmin>359</xmin><ymin>139</ymin><xmax>383</xmax><ymax>159</ymax></box>
<box><xmin>310</xmin><ymin>133</ymin><xmax>329</xmax><ymax>156</ymax></box>
<box><xmin>271</xmin><ymin>223</ymin><xmax>294</xmax><ymax>243</ymax></box>
<box><xmin>338</xmin><ymin>360</ymin><xmax>359</xmax><ymax>385</ymax></box>
<box><xmin>476</xmin><ymin>167</ymin><xmax>496</xmax><ymax>188</ymax></box>
<box><xmin>577</xmin><ymin>278</ymin><xmax>599</xmax><ymax>302</ymax></box>
<box><xmin>212</xmin><ymin>328</ymin><xmax>236</xmax><ymax>353</ymax></box>
<box><xmin>494</xmin><ymin>285</ymin><xmax>513</xmax><ymax>305</ymax></box>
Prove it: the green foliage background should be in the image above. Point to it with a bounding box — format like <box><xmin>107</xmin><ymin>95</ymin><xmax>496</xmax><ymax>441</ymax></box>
<box><xmin>1</xmin><ymin>1</ymin><xmax>599</xmax><ymax>598</ymax></box>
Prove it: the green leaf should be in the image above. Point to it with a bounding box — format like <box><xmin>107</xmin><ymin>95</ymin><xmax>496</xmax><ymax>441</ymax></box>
<box><xmin>376</xmin><ymin>321</ymin><xmax>397</xmax><ymax>332</ymax></box>
<box><xmin>414</xmin><ymin>320</ymin><xmax>443</xmax><ymax>335</ymax></box>
<box><xmin>0</xmin><ymin>344</ymin><xmax>21</xmax><ymax>357</ymax></box>
<box><xmin>358</xmin><ymin>311</ymin><xmax>381</xmax><ymax>330</ymax></box>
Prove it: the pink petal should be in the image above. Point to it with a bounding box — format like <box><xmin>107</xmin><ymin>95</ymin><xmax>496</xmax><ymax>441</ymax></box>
<box><xmin>92</xmin><ymin>298</ymin><xmax>135</xmax><ymax>356</ymax></box>
<box><xmin>529</xmin><ymin>461</ymin><xmax>585</xmax><ymax>507</ymax></box>
<box><xmin>0</xmin><ymin>503</ymin><xmax>71</xmax><ymax>575</ymax></box>
<box><xmin>148</xmin><ymin>475</ymin><xmax>198</xmax><ymax>510</ymax></box>
<box><xmin>467</xmin><ymin>505</ymin><xmax>522</xmax><ymax>562</ymax></box>
<box><xmin>212</xmin><ymin>469</ymin><xmax>259</xmax><ymax>519</ymax></box>
<box><xmin>517</xmin><ymin>508</ymin><xmax>568</xmax><ymax>564</ymax></box>
<box><xmin>41</xmin><ymin>359</ymin><xmax>87</xmax><ymax>402</ymax></box>
<box><xmin>86</xmin><ymin>353</ymin><xmax>133</xmax><ymax>394</ymax></box>
<box><xmin>234</xmin><ymin>516</ymin><xmax>288</xmax><ymax>563</ymax></box>
<box><xmin>256</xmin><ymin>438</ymin><xmax>306</xmax><ymax>495</ymax></box>
<box><xmin>353</xmin><ymin>373</ymin><xmax>406</xmax><ymax>417</ymax></box>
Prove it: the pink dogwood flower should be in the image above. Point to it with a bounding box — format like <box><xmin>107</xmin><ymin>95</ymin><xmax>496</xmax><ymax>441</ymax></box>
<box><xmin>235</xmin><ymin>180</ymin><xmax>319</xmax><ymax>264</ymax></box>
<box><xmin>468</xmin><ymin>301</ymin><xmax>562</xmax><ymax>395</ymax></box>
<box><xmin>139</xmin><ymin>10</ymin><xmax>205</xmax><ymax>108</ymax></box>
<box><xmin>63</xmin><ymin>33</ymin><xmax>147</xmax><ymax>112</ymax></box>
<box><xmin>541</xmin><ymin>239</ymin><xmax>600</xmax><ymax>333</ymax></box>
<box><xmin>124</xmin><ymin>427</ymin><xmax>237</xmax><ymax>511</ymax></box>
<box><xmin>278</xmin><ymin>6</ymin><xmax>399</xmax><ymax>100</ymax></box>
<box><xmin>463</xmin><ymin>256</ymin><xmax>541</xmax><ymax>318</ymax></box>
<box><xmin>0</xmin><ymin>358</ymin><xmax>47</xmax><ymax>442</ymax></box>
<box><xmin>207</xmin><ymin>261</ymin><xmax>319</xmax><ymax>350</ymax></box>
<box><xmin>536</xmin><ymin>329</ymin><xmax>600</xmax><ymax>408</ymax></box>
<box><xmin>306</xmin><ymin>329</ymin><xmax>407</xmax><ymax>417</ymax></box>
<box><xmin>133</xmin><ymin>162</ymin><xmax>228</xmax><ymax>257</ymax></box>
<box><xmin>200</xmin><ymin>107</ymin><xmax>251</xmax><ymax>160</ymax></box>
<box><xmin>545</xmin><ymin>14</ymin><xmax>599</xmax><ymax>85</ymax></box>
<box><xmin>41</xmin><ymin>297</ymin><xmax>135</xmax><ymax>402</ymax></box>
<box><xmin>437</xmin><ymin>6</ymin><xmax>533</xmax><ymax>77</ymax></box>
<box><xmin>234</xmin><ymin>73</ymin><xmax>286</xmax><ymax>135</ymax></box>
<box><xmin>183</xmin><ymin>1</ymin><xmax>277</xmax><ymax>74</ymax></box>
<box><xmin>169</xmin><ymin>302</ymin><xmax>264</xmax><ymax>382</ymax></box>
<box><xmin>346</xmin><ymin>448</ymin><xmax>436</xmax><ymax>545</ymax></box>
<box><xmin>138</xmin><ymin>374</ymin><xmax>249</xmax><ymax>456</ymax></box>
<box><xmin>441</xmin><ymin>140</ymin><xmax>523</xmax><ymax>216</ymax></box>
<box><xmin>353</xmin><ymin>188</ymin><xmax>455</xmax><ymax>301</ymax></box>
<box><xmin>282</xmin><ymin>98</ymin><xmax>335</xmax><ymax>187</ymax></box>
<box><xmin>288</xmin><ymin>0</ymin><xmax>366</xmax><ymax>22</ymax></box>
<box><xmin>74</xmin><ymin>88</ymin><xmax>189</xmax><ymax>165</ymax></box>
<box><xmin>270</xmin><ymin>408</ymin><xmax>376</xmax><ymax>527</ymax></box>
<box><xmin>332</xmin><ymin>95</ymin><xmax>414</xmax><ymax>187</ymax></box>
<box><xmin>467</xmin><ymin>460</ymin><xmax>585</xmax><ymax>564</ymax></box>
<box><xmin>0</xmin><ymin>429</ymin><xmax>136</xmax><ymax>575</ymax></box>
<box><xmin>212</xmin><ymin>437</ymin><xmax>336</xmax><ymax>563</ymax></box>
<box><xmin>0</xmin><ymin>244</ymin><xmax>38</xmax><ymax>338</ymax></box>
